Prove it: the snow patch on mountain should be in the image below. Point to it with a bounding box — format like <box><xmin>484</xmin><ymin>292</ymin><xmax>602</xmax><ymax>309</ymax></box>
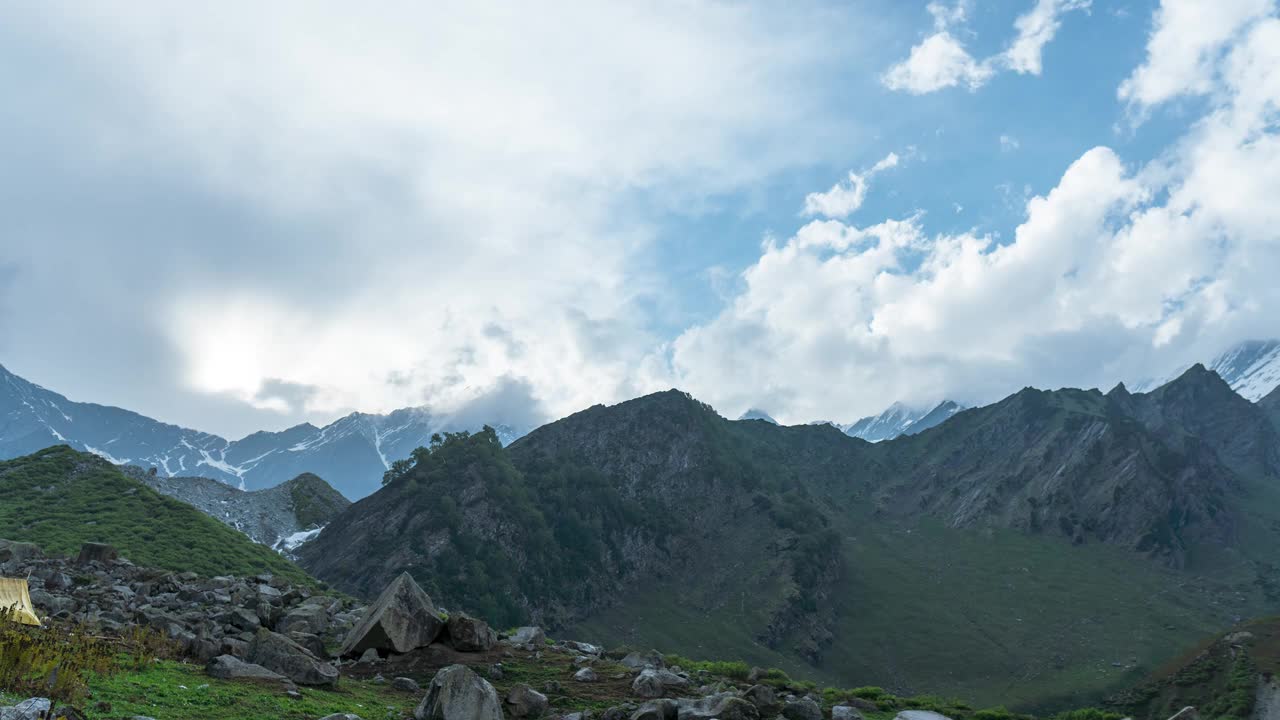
<box><xmin>839</xmin><ymin>400</ymin><xmax>964</xmax><ymax>442</ymax></box>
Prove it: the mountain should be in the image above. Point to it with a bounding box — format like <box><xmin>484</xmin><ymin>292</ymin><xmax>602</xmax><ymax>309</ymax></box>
<box><xmin>737</xmin><ymin>408</ymin><xmax>779</xmax><ymax>424</ymax></box>
<box><xmin>0</xmin><ymin>445</ymin><xmax>313</xmax><ymax>582</ymax></box>
<box><xmin>1208</xmin><ymin>339</ymin><xmax>1280</xmax><ymax>401</ymax></box>
<box><xmin>1137</xmin><ymin>339</ymin><xmax>1280</xmax><ymax>401</ymax></box>
<box><xmin>0</xmin><ymin>362</ymin><xmax>525</xmax><ymax>498</ymax></box>
<box><xmin>1260</xmin><ymin>385</ymin><xmax>1280</xmax><ymax>433</ymax></box>
<box><xmin>299</xmin><ymin>371</ymin><xmax>1280</xmax><ymax>708</ymax></box>
<box><xmin>120</xmin><ymin>466</ymin><xmax>350</xmax><ymax>552</ymax></box>
<box><xmin>1107</xmin><ymin>616</ymin><xmax>1280</xmax><ymax>720</ymax></box>
<box><xmin>839</xmin><ymin>399</ymin><xmax>964</xmax><ymax>442</ymax></box>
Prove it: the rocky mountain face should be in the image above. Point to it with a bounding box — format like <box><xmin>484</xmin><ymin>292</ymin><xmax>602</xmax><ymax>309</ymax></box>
<box><xmin>838</xmin><ymin>400</ymin><xmax>964</xmax><ymax>442</ymax></box>
<box><xmin>0</xmin><ymin>363</ymin><xmax>524</xmax><ymax>499</ymax></box>
<box><xmin>1260</xmin><ymin>385</ymin><xmax>1280</xmax><ymax>433</ymax></box>
<box><xmin>1138</xmin><ymin>338</ymin><xmax>1280</xmax><ymax>401</ymax></box>
<box><xmin>874</xmin><ymin>370</ymin><xmax>1266</xmax><ymax>566</ymax></box>
<box><xmin>121</xmin><ymin>466</ymin><xmax>350</xmax><ymax>553</ymax></box>
<box><xmin>300</xmin><ymin>393</ymin><xmax>851</xmax><ymax>661</ymax></box>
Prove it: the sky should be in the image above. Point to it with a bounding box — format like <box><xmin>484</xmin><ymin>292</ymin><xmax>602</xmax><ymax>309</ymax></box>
<box><xmin>2</xmin><ymin>0</ymin><xmax>1279</xmax><ymax>437</ymax></box>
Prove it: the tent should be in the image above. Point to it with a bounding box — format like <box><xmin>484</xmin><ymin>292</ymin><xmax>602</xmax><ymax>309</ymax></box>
<box><xmin>0</xmin><ymin>577</ymin><xmax>41</xmax><ymax>626</ymax></box>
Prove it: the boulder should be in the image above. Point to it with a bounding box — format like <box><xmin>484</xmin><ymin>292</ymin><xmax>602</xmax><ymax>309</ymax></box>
<box><xmin>620</xmin><ymin>651</ymin><xmax>663</xmax><ymax>671</ymax></box>
<box><xmin>204</xmin><ymin>655</ymin><xmax>288</xmax><ymax>683</ymax></box>
<box><xmin>893</xmin><ymin>713</ymin><xmax>953</xmax><ymax>720</ymax></box>
<box><xmin>448</xmin><ymin>613</ymin><xmax>498</xmax><ymax>652</ymax></box>
<box><xmin>415</xmin><ymin>664</ymin><xmax>503</xmax><ymax>720</ymax></box>
<box><xmin>247</xmin><ymin>629</ymin><xmax>339</xmax><ymax>687</ymax></box>
<box><xmin>394</xmin><ymin>677</ymin><xmax>423</xmax><ymax>693</ymax></box>
<box><xmin>744</xmin><ymin>685</ymin><xmax>781</xmax><ymax>717</ymax></box>
<box><xmin>632</xmin><ymin>669</ymin><xmax>689</xmax><ymax>699</ymax></box>
<box><xmin>677</xmin><ymin>695</ymin><xmax>760</xmax><ymax>720</ymax></box>
<box><xmin>508</xmin><ymin>626</ymin><xmax>546</xmax><ymax>647</ymax></box>
<box><xmin>574</xmin><ymin>667</ymin><xmax>599</xmax><ymax>682</ymax></box>
<box><xmin>0</xmin><ymin>698</ymin><xmax>51</xmax><ymax>720</ymax></box>
<box><xmin>0</xmin><ymin>540</ymin><xmax>43</xmax><ymax>565</ymax></box>
<box><xmin>631</xmin><ymin>700</ymin><xmax>678</xmax><ymax>720</ymax></box>
<box><xmin>782</xmin><ymin>699</ymin><xmax>821</xmax><ymax>720</ymax></box>
<box><xmin>75</xmin><ymin>543</ymin><xmax>118</xmax><ymax>565</ymax></box>
<box><xmin>832</xmin><ymin>707</ymin><xmax>863</xmax><ymax>720</ymax></box>
<box><xmin>506</xmin><ymin>683</ymin><xmax>550</xmax><ymax>719</ymax></box>
<box><xmin>319</xmin><ymin>716</ymin><xmax>364</xmax><ymax>720</ymax></box>
<box><xmin>340</xmin><ymin>572</ymin><xmax>445</xmax><ymax>656</ymax></box>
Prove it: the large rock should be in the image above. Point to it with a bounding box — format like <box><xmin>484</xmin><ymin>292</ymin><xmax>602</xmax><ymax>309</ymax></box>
<box><xmin>678</xmin><ymin>695</ymin><xmax>759</xmax><ymax>720</ymax></box>
<box><xmin>832</xmin><ymin>707</ymin><xmax>863</xmax><ymax>720</ymax></box>
<box><xmin>893</xmin><ymin>713</ymin><xmax>953</xmax><ymax>720</ymax></box>
<box><xmin>632</xmin><ymin>700</ymin><xmax>678</xmax><ymax>720</ymax></box>
<box><xmin>505</xmin><ymin>683</ymin><xmax>549</xmax><ymax>719</ymax></box>
<box><xmin>448</xmin><ymin>613</ymin><xmax>498</xmax><ymax>652</ymax></box>
<box><xmin>75</xmin><ymin>542</ymin><xmax>117</xmax><ymax>564</ymax></box>
<box><xmin>0</xmin><ymin>698</ymin><xmax>50</xmax><ymax>720</ymax></box>
<box><xmin>508</xmin><ymin>626</ymin><xmax>546</xmax><ymax>647</ymax></box>
<box><xmin>247</xmin><ymin>629</ymin><xmax>339</xmax><ymax>687</ymax></box>
<box><xmin>205</xmin><ymin>655</ymin><xmax>289</xmax><ymax>683</ymax></box>
<box><xmin>415</xmin><ymin>664</ymin><xmax>504</xmax><ymax>720</ymax></box>
<box><xmin>0</xmin><ymin>540</ymin><xmax>42</xmax><ymax>565</ymax></box>
<box><xmin>632</xmin><ymin>669</ymin><xmax>690</xmax><ymax>699</ymax></box>
<box><xmin>744</xmin><ymin>686</ymin><xmax>781</xmax><ymax>717</ymax></box>
<box><xmin>341</xmin><ymin>572</ymin><xmax>445</xmax><ymax>656</ymax></box>
<box><xmin>781</xmin><ymin>699</ymin><xmax>821</xmax><ymax>720</ymax></box>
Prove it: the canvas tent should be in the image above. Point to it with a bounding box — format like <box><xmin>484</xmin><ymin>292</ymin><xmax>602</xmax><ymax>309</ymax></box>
<box><xmin>0</xmin><ymin>577</ymin><xmax>41</xmax><ymax>626</ymax></box>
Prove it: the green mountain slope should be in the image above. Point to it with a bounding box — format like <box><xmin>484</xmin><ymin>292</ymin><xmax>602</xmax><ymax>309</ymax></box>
<box><xmin>0</xmin><ymin>446</ymin><xmax>314</xmax><ymax>583</ymax></box>
<box><xmin>299</xmin><ymin>372</ymin><xmax>1280</xmax><ymax>710</ymax></box>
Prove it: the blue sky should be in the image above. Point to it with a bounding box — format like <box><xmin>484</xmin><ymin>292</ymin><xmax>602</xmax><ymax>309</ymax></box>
<box><xmin>3</xmin><ymin>0</ymin><xmax>1278</xmax><ymax>437</ymax></box>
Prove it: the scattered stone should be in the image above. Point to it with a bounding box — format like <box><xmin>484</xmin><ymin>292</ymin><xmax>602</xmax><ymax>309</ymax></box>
<box><xmin>506</xmin><ymin>683</ymin><xmax>550</xmax><ymax>719</ymax></box>
<box><xmin>447</xmin><ymin>612</ymin><xmax>498</xmax><ymax>652</ymax></box>
<box><xmin>248</xmin><ymin>628</ymin><xmax>339</xmax><ymax>687</ymax></box>
<box><xmin>318</xmin><ymin>715</ymin><xmax>364</xmax><ymax>720</ymax></box>
<box><xmin>341</xmin><ymin>572</ymin><xmax>445</xmax><ymax>656</ymax></box>
<box><xmin>620</xmin><ymin>651</ymin><xmax>663</xmax><ymax>671</ymax></box>
<box><xmin>574</xmin><ymin>667</ymin><xmax>599</xmax><ymax>682</ymax></box>
<box><xmin>359</xmin><ymin>648</ymin><xmax>383</xmax><ymax>664</ymax></box>
<box><xmin>415</xmin><ymin>665</ymin><xmax>504</xmax><ymax>720</ymax></box>
<box><xmin>488</xmin><ymin>663</ymin><xmax>506</xmax><ymax>680</ymax></box>
<box><xmin>393</xmin><ymin>676</ymin><xmax>423</xmax><ymax>693</ymax></box>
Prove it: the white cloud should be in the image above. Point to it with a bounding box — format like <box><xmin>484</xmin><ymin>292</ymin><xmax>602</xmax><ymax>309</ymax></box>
<box><xmin>0</xmin><ymin>1</ymin><xmax>860</xmax><ymax>436</ymax></box>
<box><xmin>1118</xmin><ymin>0</ymin><xmax>1273</xmax><ymax>109</ymax></box>
<box><xmin>883</xmin><ymin>32</ymin><xmax>994</xmax><ymax>94</ymax></box>
<box><xmin>666</xmin><ymin>1</ymin><xmax>1280</xmax><ymax>423</ymax></box>
<box><xmin>1005</xmin><ymin>0</ymin><xmax>1092</xmax><ymax>75</ymax></box>
<box><xmin>803</xmin><ymin>153</ymin><xmax>901</xmax><ymax>219</ymax></box>
<box><xmin>999</xmin><ymin>134</ymin><xmax>1021</xmax><ymax>151</ymax></box>
<box><xmin>883</xmin><ymin>0</ymin><xmax>1091</xmax><ymax>94</ymax></box>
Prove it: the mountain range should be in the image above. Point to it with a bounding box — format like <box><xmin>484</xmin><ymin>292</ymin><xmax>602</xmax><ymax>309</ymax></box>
<box><xmin>836</xmin><ymin>399</ymin><xmax>965</xmax><ymax>442</ymax></box>
<box><xmin>296</xmin><ymin>361</ymin><xmax>1280</xmax><ymax>707</ymax></box>
<box><xmin>0</xmin><ymin>362</ymin><xmax>522</xmax><ymax>499</ymax></box>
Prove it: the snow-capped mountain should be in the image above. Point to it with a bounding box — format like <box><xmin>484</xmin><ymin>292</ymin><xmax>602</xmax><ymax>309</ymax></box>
<box><xmin>0</xmin><ymin>363</ymin><xmax>526</xmax><ymax>499</ymax></box>
<box><xmin>737</xmin><ymin>408</ymin><xmax>779</xmax><ymax>424</ymax></box>
<box><xmin>839</xmin><ymin>400</ymin><xmax>964</xmax><ymax>442</ymax></box>
<box><xmin>1207</xmin><ymin>340</ymin><xmax>1280</xmax><ymax>401</ymax></box>
<box><xmin>1136</xmin><ymin>339</ymin><xmax>1280</xmax><ymax>402</ymax></box>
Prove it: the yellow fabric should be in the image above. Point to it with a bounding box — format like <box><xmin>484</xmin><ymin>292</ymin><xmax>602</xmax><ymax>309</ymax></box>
<box><xmin>0</xmin><ymin>577</ymin><xmax>41</xmax><ymax>626</ymax></box>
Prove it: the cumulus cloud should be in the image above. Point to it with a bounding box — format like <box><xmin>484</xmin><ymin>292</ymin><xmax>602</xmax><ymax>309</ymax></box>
<box><xmin>669</xmin><ymin>0</ymin><xmax>1280</xmax><ymax>423</ymax></box>
<box><xmin>803</xmin><ymin>153</ymin><xmax>901</xmax><ymax>219</ymax></box>
<box><xmin>1118</xmin><ymin>0</ymin><xmax>1273</xmax><ymax>109</ymax></box>
<box><xmin>0</xmin><ymin>1</ymin><xmax>859</xmax><ymax>437</ymax></box>
<box><xmin>883</xmin><ymin>0</ymin><xmax>1091</xmax><ymax>94</ymax></box>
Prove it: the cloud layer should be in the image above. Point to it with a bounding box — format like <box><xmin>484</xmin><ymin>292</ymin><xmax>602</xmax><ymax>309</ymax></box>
<box><xmin>667</xmin><ymin>0</ymin><xmax>1280</xmax><ymax>423</ymax></box>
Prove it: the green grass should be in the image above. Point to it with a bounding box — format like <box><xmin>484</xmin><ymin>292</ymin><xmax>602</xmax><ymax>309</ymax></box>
<box><xmin>571</xmin><ymin>516</ymin><xmax>1270</xmax><ymax>712</ymax></box>
<box><xmin>0</xmin><ymin>446</ymin><xmax>314</xmax><ymax>584</ymax></box>
<box><xmin>84</xmin><ymin>660</ymin><xmax>416</xmax><ymax>720</ymax></box>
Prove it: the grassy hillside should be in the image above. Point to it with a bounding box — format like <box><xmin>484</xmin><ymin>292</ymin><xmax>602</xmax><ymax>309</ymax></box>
<box><xmin>0</xmin><ymin>446</ymin><xmax>314</xmax><ymax>583</ymax></box>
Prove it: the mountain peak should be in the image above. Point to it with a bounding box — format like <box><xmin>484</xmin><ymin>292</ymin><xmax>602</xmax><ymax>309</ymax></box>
<box><xmin>737</xmin><ymin>408</ymin><xmax>778</xmax><ymax>424</ymax></box>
